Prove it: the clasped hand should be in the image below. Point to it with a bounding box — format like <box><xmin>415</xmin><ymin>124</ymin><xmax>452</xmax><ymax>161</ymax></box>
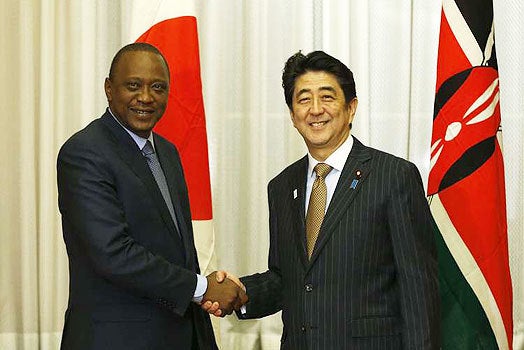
<box><xmin>202</xmin><ymin>271</ymin><xmax>247</xmax><ymax>317</ymax></box>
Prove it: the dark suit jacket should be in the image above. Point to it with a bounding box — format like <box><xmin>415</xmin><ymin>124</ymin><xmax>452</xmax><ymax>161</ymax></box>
<box><xmin>240</xmin><ymin>137</ymin><xmax>440</xmax><ymax>350</ymax></box>
<box><xmin>57</xmin><ymin>111</ymin><xmax>217</xmax><ymax>350</ymax></box>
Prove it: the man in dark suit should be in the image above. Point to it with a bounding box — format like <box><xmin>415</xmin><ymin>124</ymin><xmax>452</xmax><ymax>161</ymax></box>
<box><xmin>208</xmin><ymin>51</ymin><xmax>440</xmax><ymax>349</ymax></box>
<box><xmin>57</xmin><ymin>43</ymin><xmax>246</xmax><ymax>350</ymax></box>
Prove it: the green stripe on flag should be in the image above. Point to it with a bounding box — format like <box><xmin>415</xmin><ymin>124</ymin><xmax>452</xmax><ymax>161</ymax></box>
<box><xmin>435</xmin><ymin>221</ymin><xmax>498</xmax><ymax>349</ymax></box>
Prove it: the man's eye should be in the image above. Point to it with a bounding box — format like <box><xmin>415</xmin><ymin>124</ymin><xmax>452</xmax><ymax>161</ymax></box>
<box><xmin>322</xmin><ymin>95</ymin><xmax>334</xmax><ymax>101</ymax></box>
<box><xmin>152</xmin><ymin>83</ymin><xmax>167</xmax><ymax>91</ymax></box>
<box><xmin>127</xmin><ymin>82</ymin><xmax>140</xmax><ymax>90</ymax></box>
<box><xmin>298</xmin><ymin>97</ymin><xmax>310</xmax><ymax>103</ymax></box>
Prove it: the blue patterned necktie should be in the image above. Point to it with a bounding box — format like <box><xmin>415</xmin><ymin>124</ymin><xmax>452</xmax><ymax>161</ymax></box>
<box><xmin>142</xmin><ymin>140</ymin><xmax>179</xmax><ymax>231</ymax></box>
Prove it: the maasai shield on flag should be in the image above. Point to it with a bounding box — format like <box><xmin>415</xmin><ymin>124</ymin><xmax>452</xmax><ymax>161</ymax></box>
<box><xmin>429</xmin><ymin>0</ymin><xmax>513</xmax><ymax>348</ymax></box>
<box><xmin>122</xmin><ymin>0</ymin><xmax>216</xmax><ymax>276</ymax></box>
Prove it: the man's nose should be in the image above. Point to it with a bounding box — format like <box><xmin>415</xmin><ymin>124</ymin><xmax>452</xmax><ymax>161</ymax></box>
<box><xmin>310</xmin><ymin>98</ymin><xmax>323</xmax><ymax>115</ymax></box>
<box><xmin>137</xmin><ymin>87</ymin><xmax>154</xmax><ymax>103</ymax></box>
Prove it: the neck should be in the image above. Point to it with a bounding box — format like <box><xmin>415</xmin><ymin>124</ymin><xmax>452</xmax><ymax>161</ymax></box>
<box><xmin>309</xmin><ymin>134</ymin><xmax>350</xmax><ymax>161</ymax></box>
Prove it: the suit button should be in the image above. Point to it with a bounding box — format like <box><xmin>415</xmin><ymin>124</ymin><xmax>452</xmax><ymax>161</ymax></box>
<box><xmin>301</xmin><ymin>325</ymin><xmax>306</xmax><ymax>332</ymax></box>
<box><xmin>305</xmin><ymin>283</ymin><xmax>313</xmax><ymax>292</ymax></box>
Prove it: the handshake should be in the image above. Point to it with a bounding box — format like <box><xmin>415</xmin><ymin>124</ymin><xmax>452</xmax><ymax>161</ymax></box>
<box><xmin>201</xmin><ymin>271</ymin><xmax>247</xmax><ymax>317</ymax></box>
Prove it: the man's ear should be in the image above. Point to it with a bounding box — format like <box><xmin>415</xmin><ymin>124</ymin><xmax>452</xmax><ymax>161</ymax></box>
<box><xmin>289</xmin><ymin>108</ymin><xmax>297</xmax><ymax>127</ymax></box>
<box><xmin>347</xmin><ymin>98</ymin><xmax>358</xmax><ymax>126</ymax></box>
<box><xmin>104</xmin><ymin>78</ymin><xmax>112</xmax><ymax>102</ymax></box>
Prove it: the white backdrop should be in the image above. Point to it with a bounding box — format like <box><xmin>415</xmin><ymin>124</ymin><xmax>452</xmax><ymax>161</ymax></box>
<box><xmin>0</xmin><ymin>1</ymin><xmax>522</xmax><ymax>349</ymax></box>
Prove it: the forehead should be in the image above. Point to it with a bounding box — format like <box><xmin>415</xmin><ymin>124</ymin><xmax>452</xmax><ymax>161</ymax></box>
<box><xmin>294</xmin><ymin>71</ymin><xmax>342</xmax><ymax>94</ymax></box>
<box><xmin>113</xmin><ymin>50</ymin><xmax>169</xmax><ymax>79</ymax></box>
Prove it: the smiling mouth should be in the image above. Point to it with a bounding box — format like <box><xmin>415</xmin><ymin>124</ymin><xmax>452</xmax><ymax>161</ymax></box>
<box><xmin>310</xmin><ymin>121</ymin><xmax>328</xmax><ymax>128</ymax></box>
<box><xmin>131</xmin><ymin>108</ymin><xmax>154</xmax><ymax>117</ymax></box>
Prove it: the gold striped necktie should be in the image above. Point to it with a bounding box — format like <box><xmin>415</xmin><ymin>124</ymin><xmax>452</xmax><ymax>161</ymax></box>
<box><xmin>306</xmin><ymin>163</ymin><xmax>332</xmax><ymax>258</ymax></box>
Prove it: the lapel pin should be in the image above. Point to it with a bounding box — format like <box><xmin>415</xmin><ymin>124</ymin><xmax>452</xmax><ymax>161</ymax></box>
<box><xmin>350</xmin><ymin>170</ymin><xmax>362</xmax><ymax>189</ymax></box>
<box><xmin>293</xmin><ymin>189</ymin><xmax>298</xmax><ymax>199</ymax></box>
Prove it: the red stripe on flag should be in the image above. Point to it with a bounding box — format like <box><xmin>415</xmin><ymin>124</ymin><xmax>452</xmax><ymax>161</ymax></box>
<box><xmin>136</xmin><ymin>16</ymin><xmax>212</xmax><ymax>220</ymax></box>
<box><xmin>438</xmin><ymin>145</ymin><xmax>513</xmax><ymax>343</ymax></box>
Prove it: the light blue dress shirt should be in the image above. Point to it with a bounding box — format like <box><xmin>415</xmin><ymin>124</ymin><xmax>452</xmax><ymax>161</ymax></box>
<box><xmin>108</xmin><ymin>108</ymin><xmax>207</xmax><ymax>303</ymax></box>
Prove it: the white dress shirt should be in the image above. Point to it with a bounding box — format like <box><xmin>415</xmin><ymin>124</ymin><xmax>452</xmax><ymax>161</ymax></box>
<box><xmin>305</xmin><ymin>135</ymin><xmax>354</xmax><ymax>215</ymax></box>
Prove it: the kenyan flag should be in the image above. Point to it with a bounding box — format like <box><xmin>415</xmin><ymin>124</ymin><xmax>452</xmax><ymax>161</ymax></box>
<box><xmin>429</xmin><ymin>0</ymin><xmax>513</xmax><ymax>349</ymax></box>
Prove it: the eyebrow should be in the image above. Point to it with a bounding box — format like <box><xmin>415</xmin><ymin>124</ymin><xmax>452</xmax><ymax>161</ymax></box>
<box><xmin>296</xmin><ymin>86</ymin><xmax>337</xmax><ymax>96</ymax></box>
<box><xmin>125</xmin><ymin>77</ymin><xmax>169</xmax><ymax>84</ymax></box>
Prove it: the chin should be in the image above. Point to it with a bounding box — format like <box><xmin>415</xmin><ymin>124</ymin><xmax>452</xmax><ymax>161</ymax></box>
<box><xmin>309</xmin><ymin>136</ymin><xmax>330</xmax><ymax>145</ymax></box>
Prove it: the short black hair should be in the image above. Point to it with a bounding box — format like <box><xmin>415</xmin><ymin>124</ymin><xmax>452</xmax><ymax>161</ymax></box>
<box><xmin>282</xmin><ymin>50</ymin><xmax>356</xmax><ymax>109</ymax></box>
<box><xmin>108</xmin><ymin>42</ymin><xmax>170</xmax><ymax>80</ymax></box>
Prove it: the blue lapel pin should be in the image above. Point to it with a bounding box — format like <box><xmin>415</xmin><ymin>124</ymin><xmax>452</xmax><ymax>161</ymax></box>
<box><xmin>350</xmin><ymin>170</ymin><xmax>362</xmax><ymax>189</ymax></box>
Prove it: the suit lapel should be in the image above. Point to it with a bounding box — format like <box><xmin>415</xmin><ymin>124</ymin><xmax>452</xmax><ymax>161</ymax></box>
<box><xmin>100</xmin><ymin>114</ymin><xmax>181</xmax><ymax>242</ymax></box>
<box><xmin>288</xmin><ymin>156</ymin><xmax>309</xmax><ymax>269</ymax></box>
<box><xmin>307</xmin><ymin>138</ymin><xmax>373</xmax><ymax>267</ymax></box>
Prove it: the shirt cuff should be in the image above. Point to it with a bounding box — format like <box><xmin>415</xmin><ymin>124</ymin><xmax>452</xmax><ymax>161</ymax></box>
<box><xmin>239</xmin><ymin>284</ymin><xmax>247</xmax><ymax>314</ymax></box>
<box><xmin>192</xmin><ymin>274</ymin><xmax>208</xmax><ymax>304</ymax></box>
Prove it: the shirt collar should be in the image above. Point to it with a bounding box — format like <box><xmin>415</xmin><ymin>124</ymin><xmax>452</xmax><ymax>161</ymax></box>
<box><xmin>307</xmin><ymin>135</ymin><xmax>354</xmax><ymax>178</ymax></box>
<box><xmin>108</xmin><ymin>107</ymin><xmax>155</xmax><ymax>151</ymax></box>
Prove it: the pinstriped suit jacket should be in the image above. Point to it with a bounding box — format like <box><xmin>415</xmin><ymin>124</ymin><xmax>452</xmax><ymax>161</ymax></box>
<box><xmin>240</xmin><ymin>137</ymin><xmax>440</xmax><ymax>349</ymax></box>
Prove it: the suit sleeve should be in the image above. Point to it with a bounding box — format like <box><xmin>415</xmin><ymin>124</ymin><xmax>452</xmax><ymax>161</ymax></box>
<box><xmin>388</xmin><ymin>161</ymin><xmax>440</xmax><ymax>349</ymax></box>
<box><xmin>57</xmin><ymin>139</ymin><xmax>196</xmax><ymax>316</ymax></box>
<box><xmin>238</xmin><ymin>181</ymin><xmax>283</xmax><ymax>319</ymax></box>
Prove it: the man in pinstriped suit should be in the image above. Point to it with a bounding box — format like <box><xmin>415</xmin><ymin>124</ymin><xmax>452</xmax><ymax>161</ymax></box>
<box><xmin>207</xmin><ymin>51</ymin><xmax>440</xmax><ymax>349</ymax></box>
